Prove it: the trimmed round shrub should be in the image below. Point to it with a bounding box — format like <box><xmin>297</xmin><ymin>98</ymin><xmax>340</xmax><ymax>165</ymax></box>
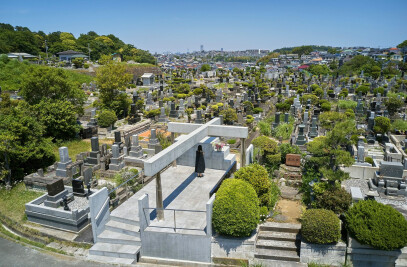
<box><xmin>234</xmin><ymin>164</ymin><xmax>271</xmax><ymax>207</ymax></box>
<box><xmin>346</xmin><ymin>200</ymin><xmax>407</xmax><ymax>250</ymax></box>
<box><xmin>315</xmin><ymin>188</ymin><xmax>352</xmax><ymax>214</ymax></box>
<box><xmin>302</xmin><ymin>209</ymin><xmax>341</xmax><ymax>244</ymax></box>
<box><xmin>97</xmin><ymin>109</ymin><xmax>117</xmax><ymax>128</ymax></box>
<box><xmin>321</xmin><ymin>102</ymin><xmax>332</xmax><ymax>112</ymax></box>
<box><xmin>212</xmin><ymin>179</ymin><xmax>259</xmax><ymax>237</ymax></box>
<box><xmin>365</xmin><ymin>157</ymin><xmax>374</xmax><ymax>165</ymax></box>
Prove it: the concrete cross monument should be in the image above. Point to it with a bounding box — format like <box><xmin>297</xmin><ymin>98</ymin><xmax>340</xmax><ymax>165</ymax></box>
<box><xmin>143</xmin><ymin>118</ymin><xmax>248</xmax><ymax>220</ymax></box>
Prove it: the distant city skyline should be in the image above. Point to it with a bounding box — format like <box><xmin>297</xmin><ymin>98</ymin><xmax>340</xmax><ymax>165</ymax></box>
<box><xmin>1</xmin><ymin>0</ymin><xmax>406</xmax><ymax>53</ymax></box>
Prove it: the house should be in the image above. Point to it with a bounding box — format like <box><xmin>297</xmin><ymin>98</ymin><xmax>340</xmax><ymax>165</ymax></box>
<box><xmin>57</xmin><ymin>50</ymin><xmax>88</xmax><ymax>62</ymax></box>
<box><xmin>7</xmin><ymin>52</ymin><xmax>37</xmax><ymax>61</ymax></box>
<box><xmin>141</xmin><ymin>73</ymin><xmax>155</xmax><ymax>86</ymax></box>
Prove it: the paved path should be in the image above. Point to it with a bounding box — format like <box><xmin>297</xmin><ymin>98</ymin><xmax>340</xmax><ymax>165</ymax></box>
<box><xmin>0</xmin><ymin>236</ymin><xmax>114</xmax><ymax>267</ymax></box>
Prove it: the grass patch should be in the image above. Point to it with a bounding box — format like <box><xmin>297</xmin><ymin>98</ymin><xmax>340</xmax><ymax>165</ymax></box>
<box><xmin>0</xmin><ymin>182</ymin><xmax>43</xmax><ymax>223</ymax></box>
<box><xmin>54</xmin><ymin>139</ymin><xmax>91</xmax><ymax>162</ymax></box>
<box><xmin>0</xmin><ymin>223</ymin><xmax>67</xmax><ymax>255</ymax></box>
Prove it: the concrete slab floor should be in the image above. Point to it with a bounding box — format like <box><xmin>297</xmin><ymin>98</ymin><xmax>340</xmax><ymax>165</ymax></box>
<box><xmin>111</xmin><ymin>165</ymin><xmax>226</xmax><ymax>235</ymax></box>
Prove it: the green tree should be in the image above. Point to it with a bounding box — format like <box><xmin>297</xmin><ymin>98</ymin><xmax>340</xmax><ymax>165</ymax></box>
<box><xmin>95</xmin><ymin>62</ymin><xmax>132</xmax><ymax>112</ymax></box>
<box><xmin>200</xmin><ymin>64</ymin><xmax>211</xmax><ymax>72</ymax></box>
<box><xmin>19</xmin><ymin>66</ymin><xmax>86</xmax><ymax>113</ymax></box>
<box><xmin>373</xmin><ymin>116</ymin><xmax>390</xmax><ymax>135</ymax></box>
<box><xmin>0</xmin><ymin>102</ymin><xmax>55</xmax><ymax>182</ymax></box>
<box><xmin>97</xmin><ymin>109</ymin><xmax>117</xmax><ymax>128</ymax></box>
<box><xmin>34</xmin><ymin>99</ymin><xmax>81</xmax><ymax>141</ymax></box>
<box><xmin>385</xmin><ymin>96</ymin><xmax>403</xmax><ymax>115</ymax></box>
<box><xmin>219</xmin><ymin>108</ymin><xmax>237</xmax><ymax>124</ymax></box>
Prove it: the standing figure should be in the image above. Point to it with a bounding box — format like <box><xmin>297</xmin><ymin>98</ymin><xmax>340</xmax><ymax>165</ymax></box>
<box><xmin>195</xmin><ymin>145</ymin><xmax>205</xmax><ymax>177</ymax></box>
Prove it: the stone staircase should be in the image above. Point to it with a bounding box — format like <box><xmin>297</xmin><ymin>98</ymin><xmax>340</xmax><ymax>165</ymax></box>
<box><xmin>254</xmin><ymin>222</ymin><xmax>303</xmax><ymax>266</ymax></box>
<box><xmin>88</xmin><ymin>214</ymin><xmax>141</xmax><ymax>265</ymax></box>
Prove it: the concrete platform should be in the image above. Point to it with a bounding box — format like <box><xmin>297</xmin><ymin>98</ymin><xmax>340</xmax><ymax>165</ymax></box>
<box><xmin>111</xmin><ymin>165</ymin><xmax>226</xmax><ymax>235</ymax></box>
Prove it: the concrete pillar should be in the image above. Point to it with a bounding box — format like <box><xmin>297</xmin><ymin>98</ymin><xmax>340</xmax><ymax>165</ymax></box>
<box><xmin>156</xmin><ymin>172</ymin><xmax>164</xmax><ymax>221</ymax></box>
<box><xmin>241</xmin><ymin>138</ymin><xmax>246</xmax><ymax>168</ymax></box>
<box><xmin>171</xmin><ymin>132</ymin><xmax>177</xmax><ymax>167</ymax></box>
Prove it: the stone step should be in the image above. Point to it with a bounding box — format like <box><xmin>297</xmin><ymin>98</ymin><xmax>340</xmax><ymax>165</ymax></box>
<box><xmin>255</xmin><ymin>248</ymin><xmax>300</xmax><ymax>262</ymax></box>
<box><xmin>258</xmin><ymin>231</ymin><xmax>299</xmax><ymax>242</ymax></box>
<box><xmin>110</xmin><ymin>214</ymin><xmax>140</xmax><ymax>226</ymax></box>
<box><xmin>396</xmin><ymin>258</ymin><xmax>407</xmax><ymax>267</ymax></box>
<box><xmin>97</xmin><ymin>229</ymin><xmax>141</xmax><ymax>246</ymax></box>
<box><xmin>259</xmin><ymin>222</ymin><xmax>301</xmax><ymax>234</ymax></box>
<box><xmin>89</xmin><ymin>242</ymin><xmax>140</xmax><ymax>259</ymax></box>
<box><xmin>87</xmin><ymin>254</ymin><xmax>136</xmax><ymax>265</ymax></box>
<box><xmin>251</xmin><ymin>258</ymin><xmax>306</xmax><ymax>267</ymax></box>
<box><xmin>256</xmin><ymin>239</ymin><xmax>298</xmax><ymax>251</ymax></box>
<box><xmin>105</xmin><ymin>220</ymin><xmax>140</xmax><ymax>237</ymax></box>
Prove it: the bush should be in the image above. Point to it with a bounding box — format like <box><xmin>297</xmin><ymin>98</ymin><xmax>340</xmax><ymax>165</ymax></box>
<box><xmin>270</xmin><ymin>181</ymin><xmax>280</xmax><ymax>208</ymax></box>
<box><xmin>346</xmin><ymin>200</ymin><xmax>407</xmax><ymax>250</ymax></box>
<box><xmin>97</xmin><ymin>109</ymin><xmax>117</xmax><ymax>128</ymax></box>
<box><xmin>321</xmin><ymin>102</ymin><xmax>332</xmax><ymax>112</ymax></box>
<box><xmin>338</xmin><ymin>100</ymin><xmax>357</xmax><ymax>110</ymax></box>
<box><xmin>365</xmin><ymin>157</ymin><xmax>374</xmax><ymax>165</ymax></box>
<box><xmin>212</xmin><ymin>179</ymin><xmax>259</xmax><ymax>237</ymax></box>
<box><xmin>301</xmin><ymin>209</ymin><xmax>341</xmax><ymax>244</ymax></box>
<box><xmin>227</xmin><ymin>139</ymin><xmax>236</xmax><ymax>145</ymax></box>
<box><xmin>234</xmin><ymin>163</ymin><xmax>272</xmax><ymax>207</ymax></box>
<box><xmin>315</xmin><ymin>188</ymin><xmax>352</xmax><ymax>214</ymax></box>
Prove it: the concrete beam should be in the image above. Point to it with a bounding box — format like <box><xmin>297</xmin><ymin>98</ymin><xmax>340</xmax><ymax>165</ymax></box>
<box><xmin>208</xmin><ymin>125</ymin><xmax>248</xmax><ymax>138</ymax></box>
<box><xmin>168</xmin><ymin>123</ymin><xmax>202</xmax><ymax>134</ymax></box>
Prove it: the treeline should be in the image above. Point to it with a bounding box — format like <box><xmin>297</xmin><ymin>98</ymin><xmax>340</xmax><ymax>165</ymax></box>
<box><xmin>273</xmin><ymin>45</ymin><xmax>341</xmax><ymax>55</ymax></box>
<box><xmin>0</xmin><ymin>23</ymin><xmax>155</xmax><ymax>63</ymax></box>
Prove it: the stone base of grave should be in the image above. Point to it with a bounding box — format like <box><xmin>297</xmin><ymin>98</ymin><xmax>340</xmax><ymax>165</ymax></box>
<box><xmin>25</xmin><ymin>187</ymin><xmax>91</xmax><ymax>232</ymax></box>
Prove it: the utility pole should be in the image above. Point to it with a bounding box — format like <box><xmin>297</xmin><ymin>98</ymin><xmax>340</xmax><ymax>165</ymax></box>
<box><xmin>45</xmin><ymin>40</ymin><xmax>48</xmax><ymax>61</ymax></box>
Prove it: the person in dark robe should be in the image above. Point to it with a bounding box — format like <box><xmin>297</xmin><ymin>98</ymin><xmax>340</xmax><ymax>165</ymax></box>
<box><xmin>195</xmin><ymin>145</ymin><xmax>205</xmax><ymax>177</ymax></box>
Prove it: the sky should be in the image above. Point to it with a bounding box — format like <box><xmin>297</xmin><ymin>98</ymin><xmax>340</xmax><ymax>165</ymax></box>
<box><xmin>1</xmin><ymin>0</ymin><xmax>407</xmax><ymax>53</ymax></box>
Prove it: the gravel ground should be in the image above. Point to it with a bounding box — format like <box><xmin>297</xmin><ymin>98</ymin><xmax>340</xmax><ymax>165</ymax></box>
<box><xmin>343</xmin><ymin>178</ymin><xmax>407</xmax><ymax>210</ymax></box>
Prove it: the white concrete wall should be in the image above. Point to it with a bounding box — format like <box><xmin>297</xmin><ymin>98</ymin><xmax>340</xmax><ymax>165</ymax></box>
<box><xmin>176</xmin><ymin>136</ymin><xmax>235</xmax><ymax>170</ymax></box>
<box><xmin>141</xmin><ymin>231</ymin><xmax>211</xmax><ymax>262</ymax></box>
<box><xmin>300</xmin><ymin>241</ymin><xmax>346</xmax><ymax>266</ymax></box>
<box><xmin>343</xmin><ymin>165</ymin><xmax>378</xmax><ymax>179</ymax></box>
<box><xmin>89</xmin><ymin>187</ymin><xmax>110</xmax><ymax>243</ymax></box>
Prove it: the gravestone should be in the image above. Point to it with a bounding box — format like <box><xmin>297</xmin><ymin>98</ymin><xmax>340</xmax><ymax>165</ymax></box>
<box><xmin>195</xmin><ymin>110</ymin><xmax>203</xmax><ymax>124</ymax></box>
<box><xmin>286</xmin><ymin>154</ymin><xmax>301</xmax><ymax>167</ymax></box>
<box><xmin>114</xmin><ymin>131</ymin><xmax>122</xmax><ymax>146</ymax></box>
<box><xmin>295</xmin><ymin>124</ymin><xmax>307</xmax><ymax>145</ymax></box>
<box><xmin>87</xmin><ymin>137</ymin><xmax>100</xmax><ymax>165</ymax></box>
<box><xmin>357</xmin><ymin>146</ymin><xmax>365</xmax><ymax>163</ymax></box>
<box><xmin>158</xmin><ymin>107</ymin><xmax>167</xmax><ymax>123</ymax></box>
<box><xmin>46</xmin><ymin>179</ymin><xmax>65</xmax><ymax>196</ymax></box>
<box><xmin>273</xmin><ymin>112</ymin><xmax>280</xmax><ymax>128</ymax></box>
<box><xmin>72</xmin><ymin>179</ymin><xmax>85</xmax><ymax>196</ymax></box>
<box><xmin>83</xmin><ymin>168</ymin><xmax>93</xmax><ymax>186</ymax></box>
<box><xmin>56</xmin><ymin>147</ymin><xmax>72</xmax><ymax>177</ymax></box>
<box><xmin>284</xmin><ymin>113</ymin><xmax>289</xmax><ymax>123</ymax></box>
<box><xmin>169</xmin><ymin>102</ymin><xmax>177</xmax><ymax>118</ymax></box>
<box><xmin>109</xmin><ymin>144</ymin><xmax>125</xmax><ymax>171</ymax></box>
<box><xmin>148</xmin><ymin>129</ymin><xmax>160</xmax><ymax>149</ymax></box>
<box><xmin>130</xmin><ymin>134</ymin><xmax>143</xmax><ymax>157</ymax></box>
<box><xmin>309</xmin><ymin>117</ymin><xmax>318</xmax><ymax>138</ymax></box>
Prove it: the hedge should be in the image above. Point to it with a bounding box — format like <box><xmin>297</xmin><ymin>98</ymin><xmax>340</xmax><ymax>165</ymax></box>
<box><xmin>212</xmin><ymin>179</ymin><xmax>259</xmax><ymax>237</ymax></box>
<box><xmin>302</xmin><ymin>209</ymin><xmax>341</xmax><ymax>244</ymax></box>
<box><xmin>234</xmin><ymin>164</ymin><xmax>271</xmax><ymax>207</ymax></box>
<box><xmin>346</xmin><ymin>200</ymin><xmax>407</xmax><ymax>250</ymax></box>
<box><xmin>315</xmin><ymin>188</ymin><xmax>352</xmax><ymax>214</ymax></box>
